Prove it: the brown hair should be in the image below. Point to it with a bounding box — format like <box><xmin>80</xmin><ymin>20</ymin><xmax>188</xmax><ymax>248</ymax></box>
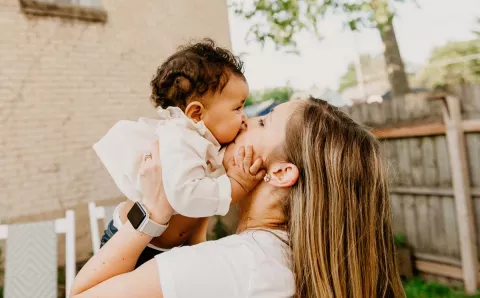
<box><xmin>150</xmin><ymin>38</ymin><xmax>245</xmax><ymax>110</ymax></box>
<box><xmin>282</xmin><ymin>97</ymin><xmax>404</xmax><ymax>298</ymax></box>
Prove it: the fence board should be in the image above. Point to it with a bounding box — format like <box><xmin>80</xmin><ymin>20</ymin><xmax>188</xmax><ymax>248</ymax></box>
<box><xmin>456</xmin><ymin>85</ymin><xmax>480</xmax><ymax>118</ymax></box>
<box><xmin>435</xmin><ymin>136</ymin><xmax>453</xmax><ymax>187</ymax></box>
<box><xmin>408</xmin><ymin>138</ymin><xmax>429</xmax><ymax>251</ymax></box>
<box><xmin>422</xmin><ymin>137</ymin><xmax>446</xmax><ymax>255</ymax></box>
<box><xmin>429</xmin><ymin>197</ymin><xmax>447</xmax><ymax>255</ymax></box>
<box><xmin>369</xmin><ymin>102</ymin><xmax>384</xmax><ymax>126</ymax></box>
<box><xmin>382</xmin><ymin>140</ymin><xmax>398</xmax><ymax>185</ymax></box>
<box><xmin>396</xmin><ymin>96</ymin><xmax>409</xmax><ymax>122</ymax></box>
<box><xmin>475</xmin><ymin>198</ymin><xmax>480</xmax><ymax>258</ymax></box>
<box><xmin>391</xmin><ymin>194</ymin><xmax>405</xmax><ymax>235</ymax></box>
<box><xmin>474</xmin><ymin>85</ymin><xmax>480</xmax><ymax>116</ymax></box>
<box><xmin>404</xmin><ymin>195</ymin><xmax>419</xmax><ymax>249</ymax></box>
<box><xmin>409</xmin><ymin>139</ymin><xmax>424</xmax><ymax>186</ymax></box>
<box><xmin>469</xmin><ymin>133</ymin><xmax>480</xmax><ymax>257</ymax></box>
<box><xmin>396</xmin><ymin>139</ymin><xmax>412</xmax><ymax>186</ymax></box>
<box><xmin>383</xmin><ymin>98</ymin><xmax>397</xmax><ymax>124</ymax></box>
<box><xmin>466</xmin><ymin>134</ymin><xmax>480</xmax><ymax>188</ymax></box>
<box><xmin>416</xmin><ymin>196</ymin><xmax>430</xmax><ymax>252</ymax></box>
<box><xmin>435</xmin><ymin>133</ymin><xmax>460</xmax><ymax>258</ymax></box>
<box><xmin>442</xmin><ymin>197</ymin><xmax>460</xmax><ymax>258</ymax></box>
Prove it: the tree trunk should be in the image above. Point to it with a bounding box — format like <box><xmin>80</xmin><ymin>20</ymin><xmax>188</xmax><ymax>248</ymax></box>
<box><xmin>372</xmin><ymin>0</ymin><xmax>410</xmax><ymax>98</ymax></box>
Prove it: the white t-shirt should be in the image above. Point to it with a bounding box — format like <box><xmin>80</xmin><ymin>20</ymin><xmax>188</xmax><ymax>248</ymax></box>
<box><xmin>155</xmin><ymin>230</ymin><xmax>295</xmax><ymax>298</ymax></box>
<box><xmin>93</xmin><ymin>107</ymin><xmax>231</xmax><ymax>218</ymax></box>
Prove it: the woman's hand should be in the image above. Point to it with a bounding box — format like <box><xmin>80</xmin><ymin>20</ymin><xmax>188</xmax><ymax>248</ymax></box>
<box><xmin>139</xmin><ymin>140</ymin><xmax>174</xmax><ymax>225</ymax></box>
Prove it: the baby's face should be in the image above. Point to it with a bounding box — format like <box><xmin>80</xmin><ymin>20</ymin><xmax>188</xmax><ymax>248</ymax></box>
<box><xmin>201</xmin><ymin>75</ymin><xmax>249</xmax><ymax>144</ymax></box>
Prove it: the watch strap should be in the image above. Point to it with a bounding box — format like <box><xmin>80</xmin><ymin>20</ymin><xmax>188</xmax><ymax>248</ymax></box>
<box><xmin>141</xmin><ymin>218</ymin><xmax>168</xmax><ymax>237</ymax></box>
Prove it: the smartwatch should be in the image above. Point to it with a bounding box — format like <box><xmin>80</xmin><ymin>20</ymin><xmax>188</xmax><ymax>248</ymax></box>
<box><xmin>127</xmin><ymin>201</ymin><xmax>169</xmax><ymax>237</ymax></box>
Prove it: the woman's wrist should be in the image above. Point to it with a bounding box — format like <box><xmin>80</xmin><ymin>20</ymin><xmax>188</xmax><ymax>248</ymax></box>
<box><xmin>143</xmin><ymin>198</ymin><xmax>174</xmax><ymax>225</ymax></box>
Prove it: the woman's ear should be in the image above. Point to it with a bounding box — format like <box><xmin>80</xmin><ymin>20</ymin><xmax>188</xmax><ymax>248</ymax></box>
<box><xmin>268</xmin><ymin>162</ymin><xmax>299</xmax><ymax>188</ymax></box>
<box><xmin>185</xmin><ymin>101</ymin><xmax>204</xmax><ymax>123</ymax></box>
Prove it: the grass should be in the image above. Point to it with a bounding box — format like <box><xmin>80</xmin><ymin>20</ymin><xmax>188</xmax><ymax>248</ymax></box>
<box><xmin>404</xmin><ymin>278</ymin><xmax>480</xmax><ymax>298</ymax></box>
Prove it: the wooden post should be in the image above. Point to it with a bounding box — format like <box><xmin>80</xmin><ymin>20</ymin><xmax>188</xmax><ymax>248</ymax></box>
<box><xmin>442</xmin><ymin>95</ymin><xmax>478</xmax><ymax>293</ymax></box>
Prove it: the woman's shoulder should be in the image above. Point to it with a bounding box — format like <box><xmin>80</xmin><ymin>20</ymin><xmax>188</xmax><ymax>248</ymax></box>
<box><xmin>154</xmin><ymin>230</ymin><xmax>294</xmax><ymax>298</ymax></box>
<box><xmin>237</xmin><ymin>230</ymin><xmax>295</xmax><ymax>297</ymax></box>
<box><xmin>192</xmin><ymin>230</ymin><xmax>295</xmax><ymax>297</ymax></box>
<box><xmin>195</xmin><ymin>229</ymin><xmax>290</xmax><ymax>261</ymax></box>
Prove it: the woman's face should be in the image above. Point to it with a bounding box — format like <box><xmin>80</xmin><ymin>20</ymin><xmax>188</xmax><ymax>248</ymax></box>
<box><xmin>223</xmin><ymin>100</ymin><xmax>300</xmax><ymax>168</ymax></box>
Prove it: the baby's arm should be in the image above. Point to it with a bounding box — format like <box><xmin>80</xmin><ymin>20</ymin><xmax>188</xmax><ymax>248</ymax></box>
<box><xmin>158</xmin><ymin>126</ymin><xmax>264</xmax><ymax>218</ymax></box>
<box><xmin>159</xmin><ymin>125</ymin><xmax>233</xmax><ymax>217</ymax></box>
<box><xmin>93</xmin><ymin>120</ymin><xmax>157</xmax><ymax>202</ymax></box>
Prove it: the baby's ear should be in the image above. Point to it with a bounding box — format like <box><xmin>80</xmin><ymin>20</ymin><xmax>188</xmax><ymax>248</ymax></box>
<box><xmin>185</xmin><ymin>101</ymin><xmax>204</xmax><ymax>123</ymax></box>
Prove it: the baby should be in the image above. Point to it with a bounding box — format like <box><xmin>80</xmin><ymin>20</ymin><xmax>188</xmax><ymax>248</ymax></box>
<box><xmin>93</xmin><ymin>40</ymin><xmax>263</xmax><ymax>252</ymax></box>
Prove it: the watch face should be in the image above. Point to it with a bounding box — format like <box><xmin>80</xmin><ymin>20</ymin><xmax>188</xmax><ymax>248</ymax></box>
<box><xmin>127</xmin><ymin>202</ymin><xmax>147</xmax><ymax>229</ymax></box>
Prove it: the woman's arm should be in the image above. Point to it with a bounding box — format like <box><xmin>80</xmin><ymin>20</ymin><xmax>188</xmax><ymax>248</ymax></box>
<box><xmin>70</xmin><ymin>141</ymin><xmax>173</xmax><ymax>298</ymax></box>
<box><xmin>70</xmin><ymin>223</ymin><xmax>164</xmax><ymax>298</ymax></box>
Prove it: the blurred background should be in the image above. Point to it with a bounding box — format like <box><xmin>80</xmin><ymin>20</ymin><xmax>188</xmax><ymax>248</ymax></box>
<box><xmin>0</xmin><ymin>0</ymin><xmax>479</xmax><ymax>297</ymax></box>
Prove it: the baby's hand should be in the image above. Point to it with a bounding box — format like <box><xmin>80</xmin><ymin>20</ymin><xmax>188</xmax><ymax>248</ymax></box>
<box><xmin>226</xmin><ymin>145</ymin><xmax>265</xmax><ymax>203</ymax></box>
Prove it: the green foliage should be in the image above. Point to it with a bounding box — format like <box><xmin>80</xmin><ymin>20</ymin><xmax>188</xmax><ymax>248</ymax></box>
<box><xmin>245</xmin><ymin>95</ymin><xmax>254</xmax><ymax>107</ymax></box>
<box><xmin>233</xmin><ymin>0</ymin><xmax>403</xmax><ymax>51</ymax></box>
<box><xmin>403</xmin><ymin>278</ymin><xmax>480</xmax><ymax>298</ymax></box>
<box><xmin>247</xmin><ymin>86</ymin><xmax>294</xmax><ymax>104</ymax></box>
<box><xmin>260</xmin><ymin>86</ymin><xmax>293</xmax><ymax>102</ymax></box>
<box><xmin>474</xmin><ymin>17</ymin><xmax>480</xmax><ymax>37</ymax></box>
<box><xmin>414</xmin><ymin>39</ymin><xmax>480</xmax><ymax>89</ymax></box>
<box><xmin>394</xmin><ymin>232</ymin><xmax>407</xmax><ymax>248</ymax></box>
<box><xmin>338</xmin><ymin>63</ymin><xmax>358</xmax><ymax>92</ymax></box>
<box><xmin>212</xmin><ymin>216</ymin><xmax>230</xmax><ymax>240</ymax></box>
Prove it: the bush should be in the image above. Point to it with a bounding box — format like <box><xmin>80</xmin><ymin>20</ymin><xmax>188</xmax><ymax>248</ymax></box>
<box><xmin>395</xmin><ymin>232</ymin><xmax>407</xmax><ymax>248</ymax></box>
<box><xmin>212</xmin><ymin>217</ymin><xmax>230</xmax><ymax>240</ymax></box>
<box><xmin>403</xmin><ymin>278</ymin><xmax>480</xmax><ymax>298</ymax></box>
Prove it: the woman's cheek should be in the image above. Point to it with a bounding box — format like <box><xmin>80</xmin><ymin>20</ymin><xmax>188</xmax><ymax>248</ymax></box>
<box><xmin>244</xmin><ymin>135</ymin><xmax>264</xmax><ymax>160</ymax></box>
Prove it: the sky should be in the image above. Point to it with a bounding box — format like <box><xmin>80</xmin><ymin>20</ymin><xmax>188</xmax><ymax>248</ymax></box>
<box><xmin>227</xmin><ymin>0</ymin><xmax>480</xmax><ymax>91</ymax></box>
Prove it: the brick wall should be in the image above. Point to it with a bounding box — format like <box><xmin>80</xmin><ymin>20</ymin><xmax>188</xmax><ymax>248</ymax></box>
<box><xmin>0</xmin><ymin>0</ymin><xmax>231</xmax><ymax>261</ymax></box>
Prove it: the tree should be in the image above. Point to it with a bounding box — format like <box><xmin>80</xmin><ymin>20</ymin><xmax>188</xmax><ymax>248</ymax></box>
<box><xmin>234</xmin><ymin>0</ymin><xmax>411</xmax><ymax>98</ymax></box>
<box><xmin>338</xmin><ymin>54</ymin><xmax>386</xmax><ymax>92</ymax></box>
<box><xmin>474</xmin><ymin>17</ymin><xmax>480</xmax><ymax>37</ymax></box>
<box><xmin>414</xmin><ymin>39</ymin><xmax>480</xmax><ymax>89</ymax></box>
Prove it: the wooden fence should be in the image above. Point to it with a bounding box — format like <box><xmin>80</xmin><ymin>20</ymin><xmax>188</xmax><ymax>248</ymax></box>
<box><xmin>341</xmin><ymin>85</ymin><xmax>480</xmax><ymax>288</ymax></box>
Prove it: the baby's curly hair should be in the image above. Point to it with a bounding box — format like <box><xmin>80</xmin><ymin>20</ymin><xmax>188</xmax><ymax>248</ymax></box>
<box><xmin>150</xmin><ymin>39</ymin><xmax>245</xmax><ymax>110</ymax></box>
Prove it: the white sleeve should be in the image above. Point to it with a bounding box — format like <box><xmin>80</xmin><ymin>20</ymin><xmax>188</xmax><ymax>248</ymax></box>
<box><xmin>154</xmin><ymin>240</ymin><xmax>251</xmax><ymax>298</ymax></box>
<box><xmin>158</xmin><ymin>123</ymin><xmax>231</xmax><ymax>217</ymax></box>
<box><xmin>93</xmin><ymin>120</ymin><xmax>157</xmax><ymax>201</ymax></box>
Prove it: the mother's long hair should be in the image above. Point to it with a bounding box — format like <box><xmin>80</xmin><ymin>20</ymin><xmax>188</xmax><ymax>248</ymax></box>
<box><xmin>283</xmin><ymin>97</ymin><xmax>405</xmax><ymax>298</ymax></box>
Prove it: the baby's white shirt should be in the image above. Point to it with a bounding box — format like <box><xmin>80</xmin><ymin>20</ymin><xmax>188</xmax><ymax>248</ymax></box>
<box><xmin>93</xmin><ymin>107</ymin><xmax>232</xmax><ymax>217</ymax></box>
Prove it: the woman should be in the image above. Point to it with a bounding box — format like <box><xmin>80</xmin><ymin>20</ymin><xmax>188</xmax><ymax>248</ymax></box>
<box><xmin>70</xmin><ymin>97</ymin><xmax>405</xmax><ymax>297</ymax></box>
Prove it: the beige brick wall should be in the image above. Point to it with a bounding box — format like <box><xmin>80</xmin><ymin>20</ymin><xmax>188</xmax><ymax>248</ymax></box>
<box><xmin>0</xmin><ymin>0</ymin><xmax>231</xmax><ymax>261</ymax></box>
